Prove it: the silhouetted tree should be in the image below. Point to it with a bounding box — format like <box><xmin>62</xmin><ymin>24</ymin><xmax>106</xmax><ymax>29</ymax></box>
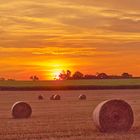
<box><xmin>66</xmin><ymin>70</ymin><xmax>71</xmax><ymax>79</ymax></box>
<box><xmin>108</xmin><ymin>75</ymin><xmax>121</xmax><ymax>79</ymax></box>
<box><xmin>0</xmin><ymin>77</ymin><xmax>5</xmax><ymax>81</ymax></box>
<box><xmin>59</xmin><ymin>71</ymin><xmax>67</xmax><ymax>80</ymax></box>
<box><xmin>59</xmin><ymin>70</ymin><xmax>71</xmax><ymax>80</ymax></box>
<box><xmin>84</xmin><ymin>74</ymin><xmax>96</xmax><ymax>79</ymax></box>
<box><xmin>7</xmin><ymin>79</ymin><xmax>16</xmax><ymax>81</ymax></box>
<box><xmin>121</xmin><ymin>73</ymin><xmax>132</xmax><ymax>78</ymax></box>
<box><xmin>72</xmin><ymin>71</ymin><xmax>84</xmax><ymax>79</ymax></box>
<box><xmin>30</xmin><ymin>75</ymin><xmax>39</xmax><ymax>81</ymax></box>
<box><xmin>96</xmin><ymin>73</ymin><xmax>108</xmax><ymax>79</ymax></box>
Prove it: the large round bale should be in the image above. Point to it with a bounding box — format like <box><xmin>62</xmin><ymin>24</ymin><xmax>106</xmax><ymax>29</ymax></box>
<box><xmin>38</xmin><ymin>95</ymin><xmax>43</xmax><ymax>100</ymax></box>
<box><xmin>11</xmin><ymin>101</ymin><xmax>32</xmax><ymax>119</ymax></box>
<box><xmin>93</xmin><ymin>99</ymin><xmax>134</xmax><ymax>133</ymax></box>
<box><xmin>79</xmin><ymin>94</ymin><xmax>86</xmax><ymax>100</ymax></box>
<box><xmin>53</xmin><ymin>94</ymin><xmax>61</xmax><ymax>100</ymax></box>
<box><xmin>50</xmin><ymin>95</ymin><xmax>55</xmax><ymax>100</ymax></box>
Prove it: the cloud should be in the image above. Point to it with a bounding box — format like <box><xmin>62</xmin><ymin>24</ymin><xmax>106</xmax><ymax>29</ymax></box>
<box><xmin>0</xmin><ymin>0</ymin><xmax>140</xmax><ymax>49</ymax></box>
<box><xmin>0</xmin><ymin>0</ymin><xmax>140</xmax><ymax>79</ymax></box>
<box><xmin>32</xmin><ymin>47</ymin><xmax>116</xmax><ymax>58</ymax></box>
<box><xmin>63</xmin><ymin>0</ymin><xmax>140</xmax><ymax>11</ymax></box>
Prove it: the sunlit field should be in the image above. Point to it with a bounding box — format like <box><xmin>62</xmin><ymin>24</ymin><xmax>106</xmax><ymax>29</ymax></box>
<box><xmin>0</xmin><ymin>90</ymin><xmax>140</xmax><ymax>140</ymax></box>
<box><xmin>0</xmin><ymin>79</ymin><xmax>140</xmax><ymax>88</ymax></box>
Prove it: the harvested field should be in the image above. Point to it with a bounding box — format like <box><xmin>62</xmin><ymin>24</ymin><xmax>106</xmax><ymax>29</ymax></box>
<box><xmin>0</xmin><ymin>89</ymin><xmax>139</xmax><ymax>140</ymax></box>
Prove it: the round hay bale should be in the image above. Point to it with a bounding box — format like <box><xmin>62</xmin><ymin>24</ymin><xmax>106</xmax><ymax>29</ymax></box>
<box><xmin>38</xmin><ymin>95</ymin><xmax>43</xmax><ymax>100</ymax></box>
<box><xmin>93</xmin><ymin>99</ymin><xmax>134</xmax><ymax>133</ymax></box>
<box><xmin>11</xmin><ymin>101</ymin><xmax>32</xmax><ymax>119</ymax></box>
<box><xmin>53</xmin><ymin>94</ymin><xmax>61</xmax><ymax>100</ymax></box>
<box><xmin>79</xmin><ymin>94</ymin><xmax>86</xmax><ymax>100</ymax></box>
<box><xmin>50</xmin><ymin>95</ymin><xmax>55</xmax><ymax>100</ymax></box>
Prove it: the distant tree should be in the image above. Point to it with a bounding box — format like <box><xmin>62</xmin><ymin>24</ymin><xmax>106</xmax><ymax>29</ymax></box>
<box><xmin>30</xmin><ymin>75</ymin><xmax>39</xmax><ymax>81</ymax></box>
<box><xmin>66</xmin><ymin>70</ymin><xmax>71</xmax><ymax>79</ymax></box>
<box><xmin>0</xmin><ymin>77</ymin><xmax>5</xmax><ymax>81</ymax></box>
<box><xmin>58</xmin><ymin>70</ymin><xmax>71</xmax><ymax>80</ymax></box>
<box><xmin>72</xmin><ymin>71</ymin><xmax>84</xmax><ymax>79</ymax></box>
<box><xmin>59</xmin><ymin>71</ymin><xmax>67</xmax><ymax>80</ymax></box>
<box><xmin>84</xmin><ymin>74</ymin><xmax>96</xmax><ymax>79</ymax></box>
<box><xmin>96</xmin><ymin>73</ymin><xmax>108</xmax><ymax>79</ymax></box>
<box><xmin>7</xmin><ymin>79</ymin><xmax>16</xmax><ymax>81</ymax></box>
<box><xmin>108</xmin><ymin>75</ymin><xmax>121</xmax><ymax>79</ymax></box>
<box><xmin>121</xmin><ymin>73</ymin><xmax>133</xmax><ymax>78</ymax></box>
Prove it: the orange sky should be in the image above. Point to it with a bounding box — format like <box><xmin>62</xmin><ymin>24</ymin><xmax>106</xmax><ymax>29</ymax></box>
<box><xmin>0</xmin><ymin>0</ymin><xmax>140</xmax><ymax>80</ymax></box>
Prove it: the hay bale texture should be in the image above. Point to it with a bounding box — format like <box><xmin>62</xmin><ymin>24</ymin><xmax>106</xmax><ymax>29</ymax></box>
<box><xmin>11</xmin><ymin>101</ymin><xmax>32</xmax><ymax>119</ymax></box>
<box><xmin>38</xmin><ymin>95</ymin><xmax>43</xmax><ymax>100</ymax></box>
<box><xmin>53</xmin><ymin>94</ymin><xmax>61</xmax><ymax>100</ymax></box>
<box><xmin>93</xmin><ymin>99</ymin><xmax>134</xmax><ymax>132</ymax></box>
<box><xmin>79</xmin><ymin>94</ymin><xmax>86</xmax><ymax>100</ymax></box>
<box><xmin>50</xmin><ymin>95</ymin><xmax>55</xmax><ymax>100</ymax></box>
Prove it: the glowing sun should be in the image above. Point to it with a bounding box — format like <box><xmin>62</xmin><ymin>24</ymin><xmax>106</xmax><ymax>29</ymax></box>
<box><xmin>53</xmin><ymin>70</ymin><xmax>61</xmax><ymax>80</ymax></box>
<box><xmin>40</xmin><ymin>60</ymin><xmax>73</xmax><ymax>80</ymax></box>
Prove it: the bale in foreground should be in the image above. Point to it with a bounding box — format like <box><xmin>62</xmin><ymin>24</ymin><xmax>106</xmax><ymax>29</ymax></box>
<box><xmin>53</xmin><ymin>94</ymin><xmax>61</xmax><ymax>100</ymax></box>
<box><xmin>11</xmin><ymin>101</ymin><xmax>32</xmax><ymax>119</ymax></box>
<box><xmin>93</xmin><ymin>99</ymin><xmax>134</xmax><ymax>133</ymax></box>
<box><xmin>79</xmin><ymin>94</ymin><xmax>86</xmax><ymax>100</ymax></box>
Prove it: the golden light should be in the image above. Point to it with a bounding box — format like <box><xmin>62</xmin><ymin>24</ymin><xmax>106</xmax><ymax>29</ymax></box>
<box><xmin>39</xmin><ymin>60</ymin><xmax>73</xmax><ymax>80</ymax></box>
<box><xmin>52</xmin><ymin>69</ymin><xmax>62</xmax><ymax>80</ymax></box>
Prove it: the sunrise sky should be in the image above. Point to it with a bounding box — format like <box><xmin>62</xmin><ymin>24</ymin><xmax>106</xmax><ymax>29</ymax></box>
<box><xmin>0</xmin><ymin>0</ymin><xmax>140</xmax><ymax>80</ymax></box>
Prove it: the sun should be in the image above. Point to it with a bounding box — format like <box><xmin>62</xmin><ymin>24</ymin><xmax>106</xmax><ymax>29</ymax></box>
<box><xmin>53</xmin><ymin>71</ymin><xmax>61</xmax><ymax>80</ymax></box>
<box><xmin>48</xmin><ymin>60</ymin><xmax>69</xmax><ymax>80</ymax></box>
<box><xmin>39</xmin><ymin>59</ymin><xmax>73</xmax><ymax>80</ymax></box>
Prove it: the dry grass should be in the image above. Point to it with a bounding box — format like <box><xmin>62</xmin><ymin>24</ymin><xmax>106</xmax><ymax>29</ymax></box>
<box><xmin>0</xmin><ymin>79</ymin><xmax>140</xmax><ymax>87</ymax></box>
<box><xmin>0</xmin><ymin>90</ymin><xmax>139</xmax><ymax>140</ymax></box>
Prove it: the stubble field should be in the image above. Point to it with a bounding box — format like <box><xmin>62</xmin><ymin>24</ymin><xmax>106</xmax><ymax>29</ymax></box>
<box><xmin>0</xmin><ymin>89</ymin><xmax>139</xmax><ymax>140</ymax></box>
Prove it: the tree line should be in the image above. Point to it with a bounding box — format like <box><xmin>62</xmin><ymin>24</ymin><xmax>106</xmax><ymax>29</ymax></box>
<box><xmin>57</xmin><ymin>70</ymin><xmax>134</xmax><ymax>80</ymax></box>
<box><xmin>0</xmin><ymin>71</ymin><xmax>137</xmax><ymax>81</ymax></box>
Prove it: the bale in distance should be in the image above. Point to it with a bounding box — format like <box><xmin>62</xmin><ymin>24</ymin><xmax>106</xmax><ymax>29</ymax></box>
<box><xmin>79</xmin><ymin>94</ymin><xmax>86</xmax><ymax>100</ymax></box>
<box><xmin>93</xmin><ymin>99</ymin><xmax>134</xmax><ymax>133</ymax></box>
<box><xmin>11</xmin><ymin>101</ymin><xmax>32</xmax><ymax>119</ymax></box>
<box><xmin>53</xmin><ymin>94</ymin><xmax>61</xmax><ymax>100</ymax></box>
<box><xmin>38</xmin><ymin>95</ymin><xmax>43</xmax><ymax>100</ymax></box>
<box><xmin>50</xmin><ymin>95</ymin><xmax>55</xmax><ymax>100</ymax></box>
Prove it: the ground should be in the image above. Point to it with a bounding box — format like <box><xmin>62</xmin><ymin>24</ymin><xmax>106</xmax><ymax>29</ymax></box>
<box><xmin>0</xmin><ymin>90</ymin><xmax>139</xmax><ymax>140</ymax></box>
<box><xmin>0</xmin><ymin>79</ymin><xmax>140</xmax><ymax>87</ymax></box>
<box><xmin>1</xmin><ymin>79</ymin><xmax>140</xmax><ymax>90</ymax></box>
